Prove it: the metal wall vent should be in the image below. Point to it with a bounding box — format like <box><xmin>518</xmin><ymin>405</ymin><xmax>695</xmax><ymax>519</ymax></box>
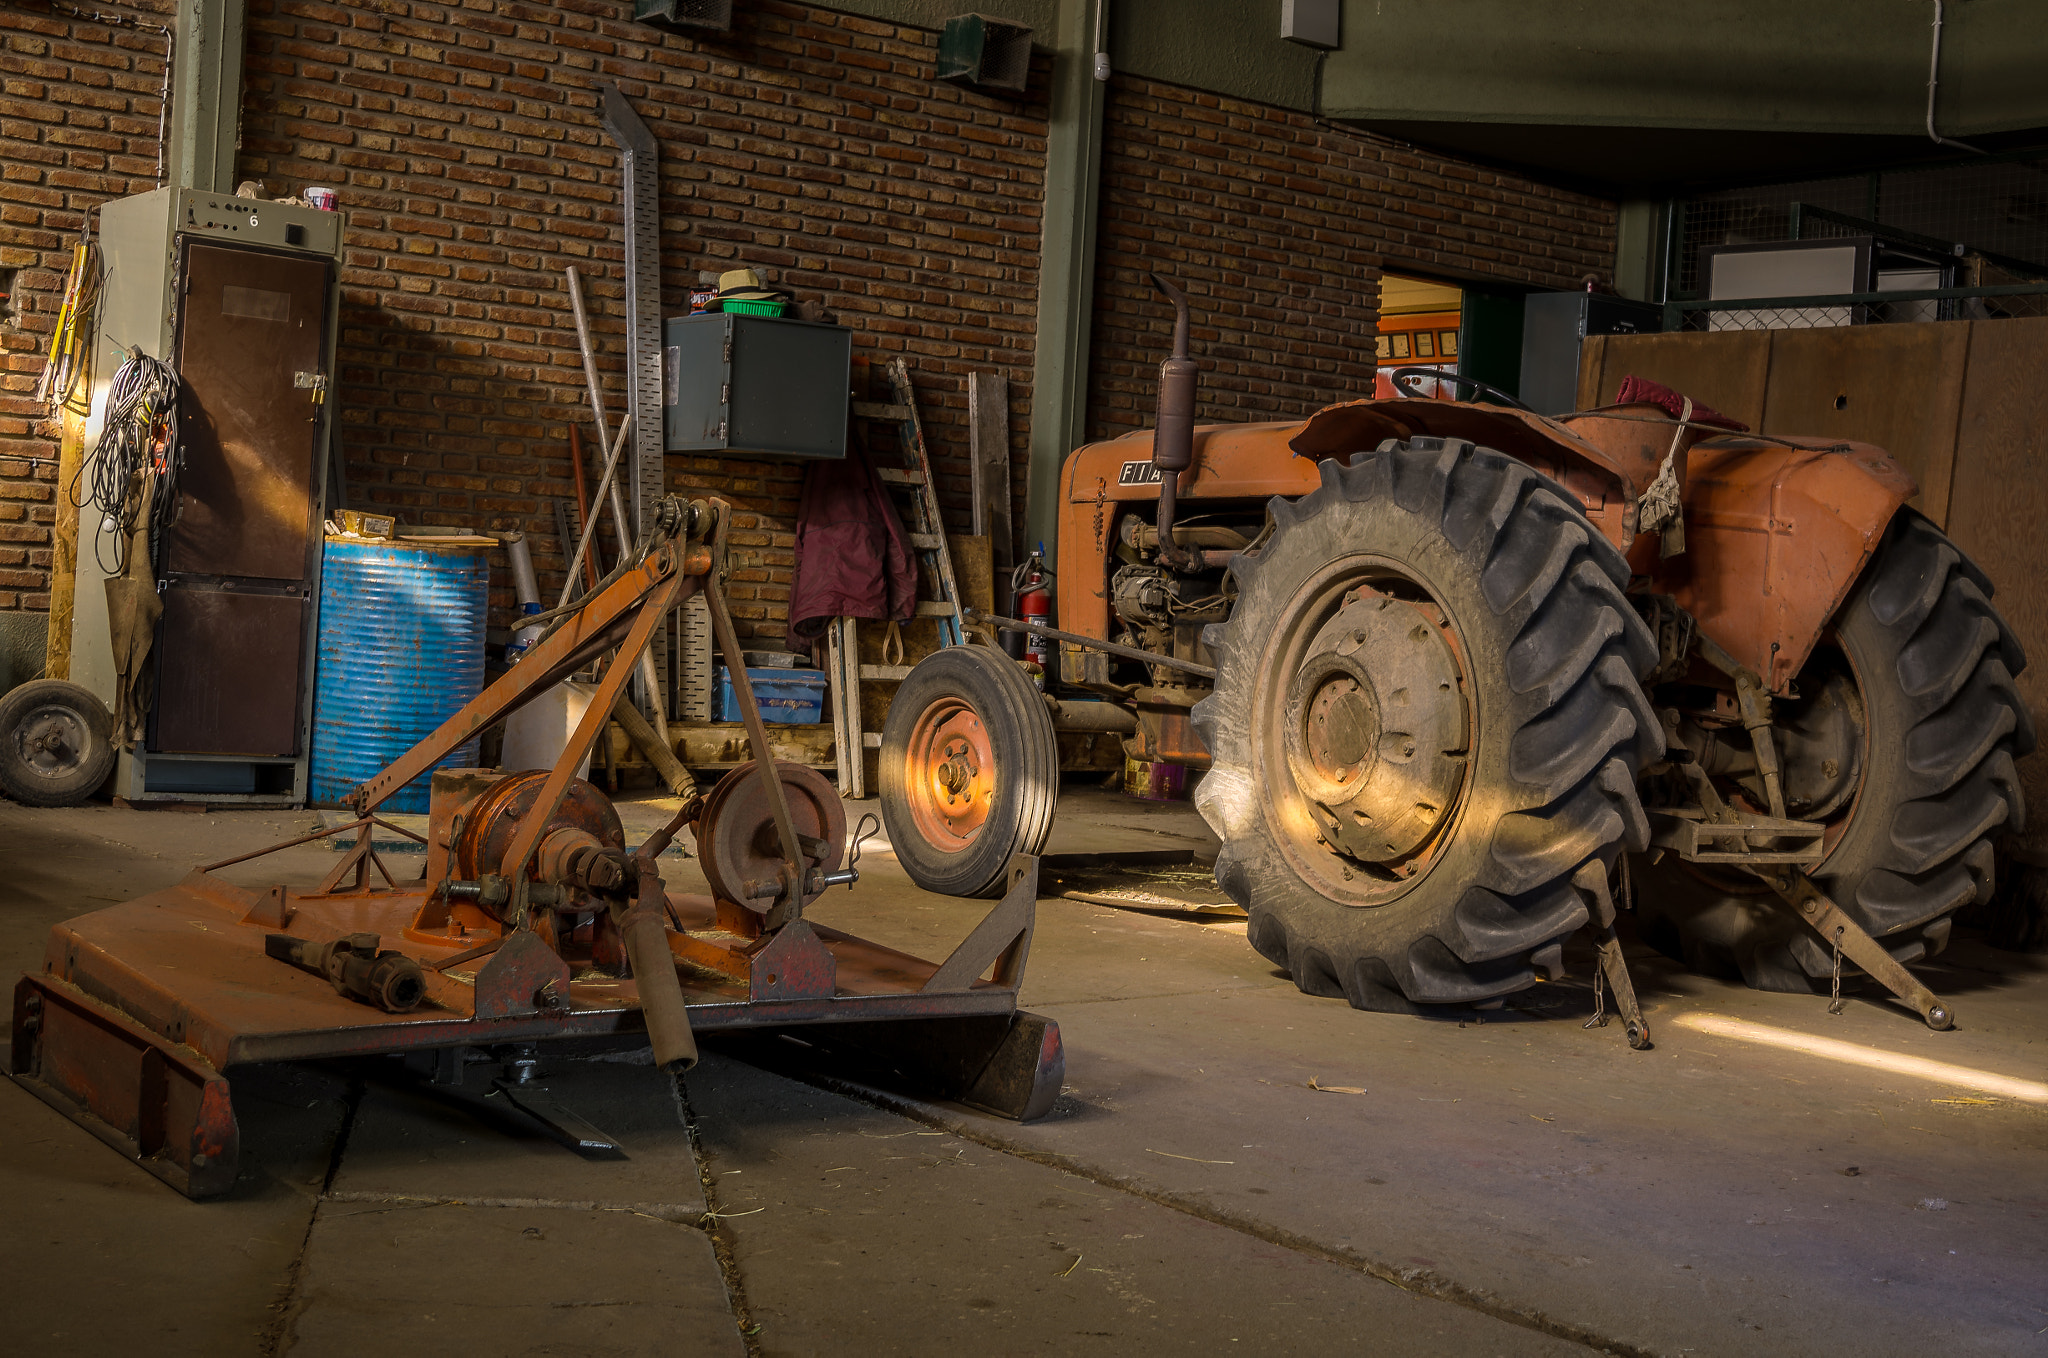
<box><xmin>634</xmin><ymin>0</ymin><xmax>733</xmax><ymax>33</ymax></box>
<box><xmin>937</xmin><ymin>14</ymin><xmax>1034</xmax><ymax>95</ymax></box>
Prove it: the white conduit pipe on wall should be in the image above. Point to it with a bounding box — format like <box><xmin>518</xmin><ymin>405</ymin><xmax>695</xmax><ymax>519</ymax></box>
<box><xmin>1926</xmin><ymin>0</ymin><xmax>1986</xmax><ymax>155</ymax></box>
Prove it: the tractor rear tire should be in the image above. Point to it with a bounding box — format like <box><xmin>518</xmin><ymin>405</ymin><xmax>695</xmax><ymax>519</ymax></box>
<box><xmin>879</xmin><ymin>644</ymin><xmax>1059</xmax><ymax>899</ymax></box>
<box><xmin>1192</xmin><ymin>441</ymin><xmax>1662</xmax><ymax>1012</ymax></box>
<box><xmin>1636</xmin><ymin>509</ymin><xmax>2034</xmax><ymax>991</ymax></box>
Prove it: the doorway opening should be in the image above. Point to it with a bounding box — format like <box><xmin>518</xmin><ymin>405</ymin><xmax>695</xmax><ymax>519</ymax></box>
<box><xmin>1374</xmin><ymin>273</ymin><xmax>1528</xmax><ymax>402</ymax></box>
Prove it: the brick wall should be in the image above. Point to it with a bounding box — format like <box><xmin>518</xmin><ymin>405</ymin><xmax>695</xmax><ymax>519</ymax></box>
<box><xmin>0</xmin><ymin>0</ymin><xmax>175</xmax><ymax>615</ymax></box>
<box><xmin>2</xmin><ymin>5</ymin><xmax>1621</xmax><ymax>647</ymax></box>
<box><xmin>1085</xmin><ymin>75</ymin><xmax>1617</xmax><ymax>439</ymax></box>
<box><xmin>235</xmin><ymin>0</ymin><xmax>1049</xmax><ymax>640</ymax></box>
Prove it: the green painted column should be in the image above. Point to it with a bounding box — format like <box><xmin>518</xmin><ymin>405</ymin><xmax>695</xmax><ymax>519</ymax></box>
<box><xmin>170</xmin><ymin>0</ymin><xmax>246</xmax><ymax>193</ymax></box>
<box><xmin>1023</xmin><ymin>0</ymin><xmax>1107</xmax><ymax>562</ymax></box>
<box><xmin>1613</xmin><ymin>201</ymin><xmax>1668</xmax><ymax>303</ymax></box>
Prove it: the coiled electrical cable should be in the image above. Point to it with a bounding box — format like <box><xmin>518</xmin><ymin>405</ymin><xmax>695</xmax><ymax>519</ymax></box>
<box><xmin>73</xmin><ymin>347</ymin><xmax>182</xmax><ymax>576</ymax></box>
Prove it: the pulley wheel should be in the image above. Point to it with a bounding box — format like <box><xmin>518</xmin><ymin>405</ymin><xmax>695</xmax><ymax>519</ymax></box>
<box><xmin>453</xmin><ymin>770</ymin><xmax>624</xmax><ymax>902</ymax></box>
<box><xmin>694</xmin><ymin>760</ymin><xmax>847</xmax><ymax>909</ymax></box>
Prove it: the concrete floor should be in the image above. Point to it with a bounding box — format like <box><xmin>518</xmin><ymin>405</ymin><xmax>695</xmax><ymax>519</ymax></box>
<box><xmin>2</xmin><ymin>787</ymin><xmax>2044</xmax><ymax>1356</ymax></box>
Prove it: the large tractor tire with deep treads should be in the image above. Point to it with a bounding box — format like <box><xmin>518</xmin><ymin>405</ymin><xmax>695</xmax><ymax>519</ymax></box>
<box><xmin>1191</xmin><ymin>440</ymin><xmax>1663</xmax><ymax>1012</ymax></box>
<box><xmin>879</xmin><ymin>644</ymin><xmax>1059</xmax><ymax>899</ymax></box>
<box><xmin>1636</xmin><ymin>509</ymin><xmax>2034</xmax><ymax>991</ymax></box>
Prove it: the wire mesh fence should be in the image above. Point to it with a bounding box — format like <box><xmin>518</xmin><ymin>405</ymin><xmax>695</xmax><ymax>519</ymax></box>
<box><xmin>1663</xmin><ymin>284</ymin><xmax>2048</xmax><ymax>333</ymax></box>
<box><xmin>1674</xmin><ymin>153</ymin><xmax>2048</xmax><ymax>297</ymax></box>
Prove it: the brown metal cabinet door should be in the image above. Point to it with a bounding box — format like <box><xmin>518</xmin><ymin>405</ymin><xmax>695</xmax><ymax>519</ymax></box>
<box><xmin>152</xmin><ymin>589</ymin><xmax>308</xmax><ymax>755</ymax></box>
<box><xmin>164</xmin><ymin>244</ymin><xmax>331</xmax><ymax>581</ymax></box>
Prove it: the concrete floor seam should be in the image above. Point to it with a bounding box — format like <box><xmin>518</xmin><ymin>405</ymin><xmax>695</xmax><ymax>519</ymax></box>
<box><xmin>679</xmin><ymin>1074</ymin><xmax>766</xmax><ymax>1357</ymax></box>
<box><xmin>316</xmin><ymin>1190</ymin><xmax>704</xmax><ymax>1220</ymax></box>
<box><xmin>776</xmin><ymin>1067</ymin><xmax>1657</xmax><ymax>1358</ymax></box>
<box><xmin>261</xmin><ymin>1075</ymin><xmax>363</xmax><ymax>1357</ymax></box>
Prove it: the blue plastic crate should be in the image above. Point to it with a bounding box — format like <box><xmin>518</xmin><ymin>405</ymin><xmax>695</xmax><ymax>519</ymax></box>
<box><xmin>715</xmin><ymin>665</ymin><xmax>827</xmax><ymax>724</ymax></box>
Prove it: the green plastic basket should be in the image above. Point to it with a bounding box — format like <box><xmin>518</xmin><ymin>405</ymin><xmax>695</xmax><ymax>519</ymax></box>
<box><xmin>724</xmin><ymin>298</ymin><xmax>786</xmax><ymax>317</ymax></box>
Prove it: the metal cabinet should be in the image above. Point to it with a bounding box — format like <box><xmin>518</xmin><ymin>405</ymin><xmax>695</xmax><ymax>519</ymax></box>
<box><xmin>71</xmin><ymin>188</ymin><xmax>342</xmax><ymax>804</ymax></box>
<box><xmin>662</xmin><ymin>312</ymin><xmax>851</xmax><ymax>461</ymax></box>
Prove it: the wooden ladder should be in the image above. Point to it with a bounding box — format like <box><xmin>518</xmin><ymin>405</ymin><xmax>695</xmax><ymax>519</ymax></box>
<box><xmin>828</xmin><ymin>357</ymin><xmax>966</xmax><ymax>798</ymax></box>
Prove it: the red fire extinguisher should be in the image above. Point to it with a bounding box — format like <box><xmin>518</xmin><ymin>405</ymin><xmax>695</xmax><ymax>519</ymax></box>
<box><xmin>1013</xmin><ymin>546</ymin><xmax>1054</xmax><ymax>681</ymax></box>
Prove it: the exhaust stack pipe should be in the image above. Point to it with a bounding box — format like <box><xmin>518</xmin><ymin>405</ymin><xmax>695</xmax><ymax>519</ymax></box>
<box><xmin>1149</xmin><ymin>273</ymin><xmax>1200</xmax><ymax>573</ymax></box>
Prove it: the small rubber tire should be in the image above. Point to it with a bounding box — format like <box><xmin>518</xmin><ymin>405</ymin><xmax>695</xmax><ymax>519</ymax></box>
<box><xmin>1637</xmin><ymin>509</ymin><xmax>2034</xmax><ymax>990</ymax></box>
<box><xmin>1192</xmin><ymin>440</ymin><xmax>1662</xmax><ymax>1012</ymax></box>
<box><xmin>879</xmin><ymin>644</ymin><xmax>1058</xmax><ymax>898</ymax></box>
<box><xmin>0</xmin><ymin>679</ymin><xmax>115</xmax><ymax>808</ymax></box>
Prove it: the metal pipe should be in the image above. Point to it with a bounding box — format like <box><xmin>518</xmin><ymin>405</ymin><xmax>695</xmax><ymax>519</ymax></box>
<box><xmin>1926</xmin><ymin>0</ymin><xmax>1985</xmax><ymax>155</ymax></box>
<box><xmin>563</xmin><ymin>266</ymin><xmax>666</xmax><ymax>728</ymax></box>
<box><xmin>555</xmin><ymin>414</ymin><xmax>634</xmax><ymax>611</ymax></box>
<box><xmin>1046</xmin><ymin>698</ymin><xmax>1138</xmax><ymax>733</ymax></box>
<box><xmin>1148</xmin><ymin>272</ymin><xmax>1201</xmax><ymax>573</ymax></box>
<box><xmin>617</xmin><ymin>863</ymin><xmax>698</xmax><ymax>1070</ymax></box>
<box><xmin>968</xmin><ymin>608</ymin><xmax>1215</xmax><ymax>679</ymax></box>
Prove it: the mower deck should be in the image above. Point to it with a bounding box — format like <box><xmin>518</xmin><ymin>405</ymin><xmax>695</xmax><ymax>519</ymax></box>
<box><xmin>11</xmin><ymin>850</ymin><xmax>1059</xmax><ymax>1200</ymax></box>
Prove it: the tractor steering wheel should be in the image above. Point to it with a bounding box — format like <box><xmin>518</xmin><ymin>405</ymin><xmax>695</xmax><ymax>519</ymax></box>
<box><xmin>1389</xmin><ymin>367</ymin><xmax>1533</xmax><ymax>412</ymax></box>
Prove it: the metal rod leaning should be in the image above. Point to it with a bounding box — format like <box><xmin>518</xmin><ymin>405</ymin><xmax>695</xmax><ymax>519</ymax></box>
<box><xmin>563</xmin><ymin>265</ymin><xmax>667</xmax><ymax>729</ymax></box>
<box><xmin>555</xmin><ymin>413</ymin><xmax>635</xmax><ymax>611</ymax></box>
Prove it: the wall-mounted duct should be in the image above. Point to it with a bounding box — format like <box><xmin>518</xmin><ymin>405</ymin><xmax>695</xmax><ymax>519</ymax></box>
<box><xmin>938</xmin><ymin>14</ymin><xmax>1036</xmax><ymax>95</ymax></box>
<box><xmin>635</xmin><ymin>0</ymin><xmax>734</xmax><ymax>33</ymax></box>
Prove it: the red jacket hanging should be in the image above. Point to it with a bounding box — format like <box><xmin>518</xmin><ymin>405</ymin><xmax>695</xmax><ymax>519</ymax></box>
<box><xmin>788</xmin><ymin>444</ymin><xmax>919</xmax><ymax>653</ymax></box>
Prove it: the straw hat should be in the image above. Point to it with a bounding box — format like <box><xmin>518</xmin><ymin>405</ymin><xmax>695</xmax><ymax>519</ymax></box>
<box><xmin>712</xmin><ymin>267</ymin><xmax>790</xmax><ymax>305</ymax></box>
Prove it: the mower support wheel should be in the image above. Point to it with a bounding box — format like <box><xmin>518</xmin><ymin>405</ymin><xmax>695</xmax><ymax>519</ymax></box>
<box><xmin>879</xmin><ymin>645</ymin><xmax>1058</xmax><ymax>899</ymax></box>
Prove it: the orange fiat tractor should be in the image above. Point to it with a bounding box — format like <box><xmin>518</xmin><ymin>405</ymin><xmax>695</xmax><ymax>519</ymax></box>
<box><xmin>877</xmin><ymin>277</ymin><xmax>2032</xmax><ymax>1039</ymax></box>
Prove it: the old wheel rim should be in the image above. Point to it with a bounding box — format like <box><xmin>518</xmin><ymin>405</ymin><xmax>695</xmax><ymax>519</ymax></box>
<box><xmin>905</xmin><ymin>697</ymin><xmax>995</xmax><ymax>851</ymax></box>
<box><xmin>14</xmin><ymin>704</ymin><xmax>89</xmax><ymax>782</ymax></box>
<box><xmin>1258</xmin><ymin>559</ymin><xmax>1473</xmax><ymax>907</ymax></box>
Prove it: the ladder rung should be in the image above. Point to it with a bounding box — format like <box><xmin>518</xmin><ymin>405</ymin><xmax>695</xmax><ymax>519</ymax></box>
<box><xmin>852</xmin><ymin>401</ymin><xmax>912</xmax><ymax>421</ymax></box>
<box><xmin>913</xmin><ymin>600</ymin><xmax>958</xmax><ymax>618</ymax></box>
<box><xmin>859</xmin><ymin>664</ymin><xmax>914</xmax><ymax>681</ymax></box>
<box><xmin>862</xmin><ymin>731</ymin><xmax>883</xmax><ymax>748</ymax></box>
<box><xmin>908</xmin><ymin>533</ymin><xmax>942</xmax><ymax>551</ymax></box>
<box><xmin>874</xmin><ymin>467</ymin><xmax>925</xmax><ymax>486</ymax></box>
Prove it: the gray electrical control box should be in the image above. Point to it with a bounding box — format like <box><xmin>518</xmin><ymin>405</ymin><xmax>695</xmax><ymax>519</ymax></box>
<box><xmin>663</xmin><ymin>313</ymin><xmax>851</xmax><ymax>461</ymax></box>
<box><xmin>1518</xmin><ymin>292</ymin><xmax>1663</xmax><ymax>415</ymax></box>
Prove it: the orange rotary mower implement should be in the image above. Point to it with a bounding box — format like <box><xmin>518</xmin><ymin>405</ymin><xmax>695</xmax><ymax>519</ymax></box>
<box><xmin>10</xmin><ymin>498</ymin><xmax>1061</xmax><ymax>1198</ymax></box>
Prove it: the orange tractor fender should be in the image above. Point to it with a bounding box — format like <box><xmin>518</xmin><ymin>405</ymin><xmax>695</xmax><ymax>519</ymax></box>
<box><xmin>1059</xmin><ymin>399</ymin><xmax>1916</xmax><ymax>696</ymax></box>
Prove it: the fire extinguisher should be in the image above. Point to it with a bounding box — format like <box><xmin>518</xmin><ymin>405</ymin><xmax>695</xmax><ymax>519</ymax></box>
<box><xmin>1013</xmin><ymin>546</ymin><xmax>1054</xmax><ymax>682</ymax></box>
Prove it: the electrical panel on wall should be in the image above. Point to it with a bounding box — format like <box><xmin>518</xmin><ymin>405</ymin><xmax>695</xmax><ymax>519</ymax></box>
<box><xmin>1281</xmin><ymin>0</ymin><xmax>1340</xmax><ymax>49</ymax></box>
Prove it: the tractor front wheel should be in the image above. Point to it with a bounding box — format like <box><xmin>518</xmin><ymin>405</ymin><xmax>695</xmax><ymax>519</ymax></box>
<box><xmin>879</xmin><ymin>645</ymin><xmax>1059</xmax><ymax>898</ymax></box>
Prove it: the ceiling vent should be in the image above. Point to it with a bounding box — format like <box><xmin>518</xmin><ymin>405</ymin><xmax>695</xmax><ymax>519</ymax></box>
<box><xmin>936</xmin><ymin>14</ymin><xmax>1034</xmax><ymax>96</ymax></box>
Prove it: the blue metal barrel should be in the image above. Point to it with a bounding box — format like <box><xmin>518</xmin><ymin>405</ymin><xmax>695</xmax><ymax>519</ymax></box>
<box><xmin>309</xmin><ymin>538</ymin><xmax>491</xmax><ymax>813</ymax></box>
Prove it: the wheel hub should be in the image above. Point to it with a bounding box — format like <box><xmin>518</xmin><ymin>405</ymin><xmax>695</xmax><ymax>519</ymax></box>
<box><xmin>906</xmin><ymin>699</ymin><xmax>994</xmax><ymax>850</ymax></box>
<box><xmin>1282</xmin><ymin>590</ymin><xmax>1468</xmax><ymax>868</ymax></box>
<box><xmin>16</xmin><ymin>708</ymin><xmax>87</xmax><ymax>778</ymax></box>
